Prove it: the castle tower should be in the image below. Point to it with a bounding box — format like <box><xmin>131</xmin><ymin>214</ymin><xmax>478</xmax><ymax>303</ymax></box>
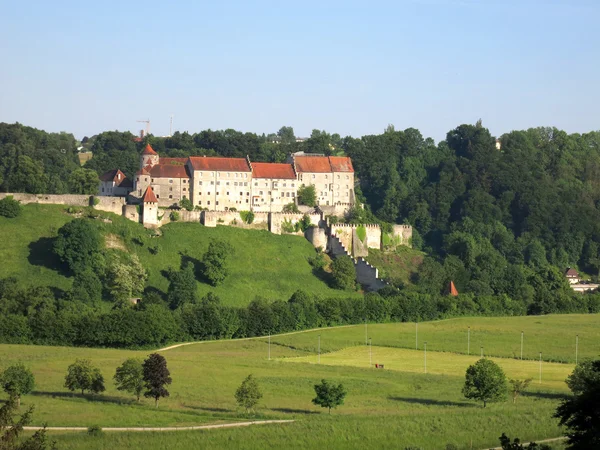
<box><xmin>141</xmin><ymin>186</ymin><xmax>159</xmax><ymax>226</ymax></box>
<box><xmin>140</xmin><ymin>144</ymin><xmax>159</xmax><ymax>169</ymax></box>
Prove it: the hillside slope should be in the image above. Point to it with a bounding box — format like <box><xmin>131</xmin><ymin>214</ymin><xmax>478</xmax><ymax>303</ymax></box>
<box><xmin>0</xmin><ymin>204</ymin><xmax>358</xmax><ymax>305</ymax></box>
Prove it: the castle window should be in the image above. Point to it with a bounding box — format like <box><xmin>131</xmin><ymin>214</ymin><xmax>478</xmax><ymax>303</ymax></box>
<box><xmin>346</xmin><ymin>192</ymin><xmax>349</xmax><ymax>196</ymax></box>
<box><xmin>136</xmin><ymin>177</ymin><xmax>139</xmax><ymax>182</ymax></box>
<box><xmin>227</xmin><ymin>192</ymin><xmax>230</xmax><ymax>195</ymax></box>
<box><xmin>246</xmin><ymin>192</ymin><xmax>249</xmax><ymax>196</ymax></box>
<box><xmin>157</xmin><ymin>195</ymin><xmax>160</xmax><ymax>198</ymax></box>
<box><xmin>198</xmin><ymin>201</ymin><xmax>202</xmax><ymax>205</ymax></box>
<box><xmin>235</xmin><ymin>173</ymin><xmax>238</xmax><ymax>178</ymax></box>
<box><xmin>183</xmin><ymin>188</ymin><xmax>187</xmax><ymax>192</ymax></box>
<box><xmin>291</xmin><ymin>183</ymin><xmax>295</xmax><ymax>187</ymax></box>
<box><xmin>346</xmin><ymin>175</ymin><xmax>349</xmax><ymax>179</ymax></box>
<box><xmin>199</xmin><ymin>181</ymin><xmax>203</xmax><ymax>185</ymax></box>
<box><xmin>217</xmin><ymin>172</ymin><xmax>220</xmax><ymax>178</ymax></box>
<box><xmin>312</xmin><ymin>174</ymin><xmax>315</xmax><ymax>179</ymax></box>
<box><xmin>211</xmin><ymin>181</ymin><xmax>214</xmax><ymax>185</ymax></box>
<box><xmin>216</xmin><ymin>192</ymin><xmax>219</xmax><ymax>195</ymax></box>
<box><xmin>234</xmin><ymin>182</ymin><xmax>238</xmax><ymax>186</ymax></box>
<box><xmin>207</xmin><ymin>201</ymin><xmax>211</xmax><ymax>205</ymax></box>
<box><xmin>169</xmin><ymin>187</ymin><xmax>173</xmax><ymax>191</ymax></box>
<box><xmin>244</xmin><ymin>173</ymin><xmax>248</xmax><ymax>178</ymax></box>
<box><xmin>101</xmin><ymin>188</ymin><xmax>105</xmax><ymax>193</ymax></box>
<box><xmin>283</xmin><ymin>183</ymin><xmax>286</xmax><ymax>187</ymax></box>
<box><xmin>337</xmin><ymin>175</ymin><xmax>340</xmax><ymax>179</ymax></box>
<box><xmin>246</xmin><ymin>199</ymin><xmax>249</xmax><ymax>203</ymax></box>
<box><xmin>151</xmin><ymin>178</ymin><xmax>154</xmax><ymax>182</ymax></box>
<box><xmin>239</xmin><ymin>192</ymin><xmax>242</xmax><ymax>196</ymax></box>
<box><xmin>145</xmin><ymin>178</ymin><xmax>148</xmax><ymax>182</ymax></box>
<box><xmin>226</xmin><ymin>182</ymin><xmax>230</xmax><ymax>186</ymax></box>
<box><xmin>254</xmin><ymin>182</ymin><xmax>258</xmax><ymax>186</ymax></box>
<box><xmin>216</xmin><ymin>201</ymin><xmax>219</xmax><ymax>205</ymax></box>
<box><xmin>169</xmin><ymin>179</ymin><xmax>173</xmax><ymax>183</ymax></box>
<box><xmin>199</xmin><ymin>172</ymin><xmax>203</xmax><ymax>177</ymax></box>
<box><xmin>244</xmin><ymin>182</ymin><xmax>248</xmax><ymax>186</ymax></box>
<box><xmin>169</xmin><ymin>195</ymin><xmax>173</xmax><ymax>199</ymax></box>
<box><xmin>259</xmin><ymin>191</ymin><xmax>263</xmax><ymax>195</ymax></box>
<box><xmin>325</xmin><ymin>175</ymin><xmax>328</xmax><ymax>179</ymax></box>
<box><xmin>217</xmin><ymin>181</ymin><xmax>220</xmax><ymax>185</ymax></box>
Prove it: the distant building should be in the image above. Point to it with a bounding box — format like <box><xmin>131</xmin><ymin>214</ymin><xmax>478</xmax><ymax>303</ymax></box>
<box><xmin>565</xmin><ymin>268</ymin><xmax>580</xmax><ymax>284</ymax></box>
<box><xmin>99</xmin><ymin>145</ymin><xmax>355</xmax><ymax>211</ymax></box>
<box><xmin>565</xmin><ymin>267</ymin><xmax>599</xmax><ymax>293</ymax></box>
<box><xmin>98</xmin><ymin>169</ymin><xmax>133</xmax><ymax>197</ymax></box>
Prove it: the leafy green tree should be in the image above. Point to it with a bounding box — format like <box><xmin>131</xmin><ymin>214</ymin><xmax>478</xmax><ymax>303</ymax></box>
<box><xmin>106</xmin><ymin>254</ymin><xmax>147</xmax><ymax>304</ymax></box>
<box><xmin>179</xmin><ymin>197</ymin><xmax>193</xmax><ymax>211</ymax></box>
<box><xmin>277</xmin><ymin>126</ymin><xmax>296</xmax><ymax>144</ymax></box>
<box><xmin>0</xmin><ymin>196</ymin><xmax>21</xmax><ymax>218</ymax></box>
<box><xmin>297</xmin><ymin>184</ymin><xmax>316</xmax><ymax>207</ymax></box>
<box><xmin>555</xmin><ymin>359</ymin><xmax>600</xmax><ymax>449</ymax></box>
<box><xmin>202</xmin><ymin>240</ymin><xmax>234</xmax><ymax>287</ymax></box>
<box><xmin>142</xmin><ymin>353</ymin><xmax>172</xmax><ymax>408</ymax></box>
<box><xmin>67</xmin><ymin>168</ymin><xmax>99</xmax><ymax>194</ymax></box>
<box><xmin>462</xmin><ymin>358</ymin><xmax>507</xmax><ymax>407</ymax></box>
<box><xmin>53</xmin><ymin>219</ymin><xmax>103</xmax><ymax>274</ymax></box>
<box><xmin>72</xmin><ymin>269</ymin><xmax>102</xmax><ymax>304</ymax></box>
<box><xmin>0</xmin><ymin>396</ymin><xmax>56</xmax><ymax>450</ymax></box>
<box><xmin>167</xmin><ymin>262</ymin><xmax>198</xmax><ymax>309</ymax></box>
<box><xmin>312</xmin><ymin>379</ymin><xmax>347</xmax><ymax>414</ymax></box>
<box><xmin>64</xmin><ymin>359</ymin><xmax>105</xmax><ymax>395</ymax></box>
<box><xmin>509</xmin><ymin>378</ymin><xmax>532</xmax><ymax>404</ymax></box>
<box><xmin>0</xmin><ymin>364</ymin><xmax>35</xmax><ymax>407</ymax></box>
<box><xmin>331</xmin><ymin>256</ymin><xmax>356</xmax><ymax>290</ymax></box>
<box><xmin>498</xmin><ymin>433</ymin><xmax>551</xmax><ymax>449</ymax></box>
<box><xmin>235</xmin><ymin>374</ymin><xmax>263</xmax><ymax>412</ymax></box>
<box><xmin>114</xmin><ymin>358</ymin><xmax>144</xmax><ymax>401</ymax></box>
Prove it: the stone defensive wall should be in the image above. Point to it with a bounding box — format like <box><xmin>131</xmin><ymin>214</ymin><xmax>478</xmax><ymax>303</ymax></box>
<box><xmin>268</xmin><ymin>213</ymin><xmax>321</xmax><ymax>235</ymax></box>
<box><xmin>331</xmin><ymin>223</ymin><xmax>381</xmax><ymax>254</ymax></box>
<box><xmin>199</xmin><ymin>211</ymin><xmax>269</xmax><ymax>230</ymax></box>
<box><xmin>0</xmin><ymin>193</ymin><xmax>126</xmax><ymax>215</ymax></box>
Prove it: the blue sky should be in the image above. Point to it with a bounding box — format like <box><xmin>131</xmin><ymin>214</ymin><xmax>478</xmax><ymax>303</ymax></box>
<box><xmin>1</xmin><ymin>0</ymin><xmax>598</xmax><ymax>142</ymax></box>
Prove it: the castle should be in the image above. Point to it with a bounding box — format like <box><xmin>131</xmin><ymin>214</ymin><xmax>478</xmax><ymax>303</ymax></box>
<box><xmin>99</xmin><ymin>145</ymin><xmax>356</xmax><ymax>212</ymax></box>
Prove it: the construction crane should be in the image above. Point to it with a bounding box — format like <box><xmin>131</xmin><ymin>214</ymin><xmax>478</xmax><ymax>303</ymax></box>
<box><xmin>136</xmin><ymin>119</ymin><xmax>150</xmax><ymax>137</ymax></box>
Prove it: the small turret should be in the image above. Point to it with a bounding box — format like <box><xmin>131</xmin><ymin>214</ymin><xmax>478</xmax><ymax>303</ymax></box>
<box><xmin>141</xmin><ymin>186</ymin><xmax>159</xmax><ymax>226</ymax></box>
<box><xmin>140</xmin><ymin>144</ymin><xmax>159</xmax><ymax>169</ymax></box>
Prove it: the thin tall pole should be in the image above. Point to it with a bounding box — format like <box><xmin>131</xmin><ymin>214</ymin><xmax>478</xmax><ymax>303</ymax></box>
<box><xmin>365</xmin><ymin>320</ymin><xmax>368</xmax><ymax>345</ymax></box>
<box><xmin>467</xmin><ymin>326</ymin><xmax>470</xmax><ymax>355</ymax></box>
<box><xmin>268</xmin><ymin>333</ymin><xmax>271</xmax><ymax>361</ymax></box>
<box><xmin>480</xmin><ymin>346</ymin><xmax>483</xmax><ymax>358</ymax></box>
<box><xmin>318</xmin><ymin>335</ymin><xmax>321</xmax><ymax>364</ymax></box>
<box><xmin>520</xmin><ymin>331</ymin><xmax>524</xmax><ymax>360</ymax></box>
<box><xmin>369</xmin><ymin>338</ymin><xmax>372</xmax><ymax>367</ymax></box>
<box><xmin>575</xmin><ymin>335</ymin><xmax>579</xmax><ymax>365</ymax></box>
<box><xmin>424</xmin><ymin>341</ymin><xmax>427</xmax><ymax>373</ymax></box>
<box><xmin>539</xmin><ymin>352</ymin><xmax>542</xmax><ymax>384</ymax></box>
<box><xmin>415</xmin><ymin>322</ymin><xmax>418</xmax><ymax>350</ymax></box>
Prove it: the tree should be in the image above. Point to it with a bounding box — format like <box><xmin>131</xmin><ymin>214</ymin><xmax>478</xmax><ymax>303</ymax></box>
<box><xmin>201</xmin><ymin>240</ymin><xmax>234</xmax><ymax>287</ymax></box>
<box><xmin>297</xmin><ymin>184</ymin><xmax>316</xmax><ymax>207</ymax></box>
<box><xmin>312</xmin><ymin>379</ymin><xmax>347</xmax><ymax>414</ymax></box>
<box><xmin>0</xmin><ymin>396</ymin><xmax>56</xmax><ymax>450</ymax></box>
<box><xmin>234</xmin><ymin>374</ymin><xmax>263</xmax><ymax>412</ymax></box>
<box><xmin>114</xmin><ymin>358</ymin><xmax>144</xmax><ymax>402</ymax></box>
<box><xmin>462</xmin><ymin>358</ymin><xmax>507</xmax><ymax>407</ymax></box>
<box><xmin>331</xmin><ymin>256</ymin><xmax>356</xmax><ymax>290</ymax></box>
<box><xmin>167</xmin><ymin>262</ymin><xmax>198</xmax><ymax>309</ymax></box>
<box><xmin>277</xmin><ymin>126</ymin><xmax>296</xmax><ymax>144</ymax></box>
<box><xmin>72</xmin><ymin>269</ymin><xmax>102</xmax><ymax>304</ymax></box>
<box><xmin>509</xmin><ymin>378</ymin><xmax>532</xmax><ymax>404</ymax></box>
<box><xmin>555</xmin><ymin>359</ymin><xmax>600</xmax><ymax>449</ymax></box>
<box><xmin>67</xmin><ymin>168</ymin><xmax>99</xmax><ymax>195</ymax></box>
<box><xmin>498</xmin><ymin>432</ymin><xmax>551</xmax><ymax>449</ymax></box>
<box><xmin>179</xmin><ymin>197</ymin><xmax>193</xmax><ymax>211</ymax></box>
<box><xmin>64</xmin><ymin>359</ymin><xmax>105</xmax><ymax>395</ymax></box>
<box><xmin>0</xmin><ymin>364</ymin><xmax>35</xmax><ymax>407</ymax></box>
<box><xmin>106</xmin><ymin>254</ymin><xmax>147</xmax><ymax>304</ymax></box>
<box><xmin>0</xmin><ymin>196</ymin><xmax>21</xmax><ymax>218</ymax></box>
<box><xmin>142</xmin><ymin>353</ymin><xmax>172</xmax><ymax>408</ymax></box>
<box><xmin>53</xmin><ymin>219</ymin><xmax>103</xmax><ymax>274</ymax></box>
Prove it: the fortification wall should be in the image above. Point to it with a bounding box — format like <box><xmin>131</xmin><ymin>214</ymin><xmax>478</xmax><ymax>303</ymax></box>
<box><xmin>268</xmin><ymin>213</ymin><xmax>320</xmax><ymax>235</ymax></box>
<box><xmin>201</xmin><ymin>211</ymin><xmax>269</xmax><ymax>229</ymax></box>
<box><xmin>320</xmin><ymin>203</ymin><xmax>352</xmax><ymax>218</ymax></box>
<box><xmin>94</xmin><ymin>196</ymin><xmax>127</xmax><ymax>215</ymax></box>
<box><xmin>305</xmin><ymin>227</ymin><xmax>327</xmax><ymax>250</ymax></box>
<box><xmin>328</xmin><ymin>234</ymin><xmax>351</xmax><ymax>258</ymax></box>
<box><xmin>392</xmin><ymin>224</ymin><xmax>413</xmax><ymax>247</ymax></box>
<box><xmin>331</xmin><ymin>224</ymin><xmax>353</xmax><ymax>253</ymax></box>
<box><xmin>124</xmin><ymin>205</ymin><xmax>139</xmax><ymax>222</ymax></box>
<box><xmin>355</xmin><ymin>258</ymin><xmax>388</xmax><ymax>292</ymax></box>
<box><xmin>0</xmin><ymin>192</ymin><xmax>91</xmax><ymax>206</ymax></box>
<box><xmin>352</xmin><ymin>229</ymin><xmax>369</xmax><ymax>258</ymax></box>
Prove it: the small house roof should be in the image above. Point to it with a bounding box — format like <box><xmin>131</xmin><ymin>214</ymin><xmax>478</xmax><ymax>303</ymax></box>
<box><xmin>142</xmin><ymin>186</ymin><xmax>158</xmax><ymax>203</ymax></box>
<box><xmin>565</xmin><ymin>268</ymin><xmax>580</xmax><ymax>277</ymax></box>
<box><xmin>148</xmin><ymin>163</ymin><xmax>190</xmax><ymax>179</ymax></box>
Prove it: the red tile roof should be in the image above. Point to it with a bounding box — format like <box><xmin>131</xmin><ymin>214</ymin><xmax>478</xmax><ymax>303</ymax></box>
<box><xmin>188</xmin><ymin>157</ymin><xmax>251</xmax><ymax>172</ymax></box>
<box><xmin>136</xmin><ymin>167</ymin><xmax>150</xmax><ymax>176</ymax></box>
<box><xmin>99</xmin><ymin>169</ymin><xmax>127</xmax><ymax>183</ymax></box>
<box><xmin>141</xmin><ymin>144</ymin><xmax>158</xmax><ymax>155</ymax></box>
<box><xmin>252</xmin><ymin>163</ymin><xmax>296</xmax><ymax>179</ymax></box>
<box><xmin>329</xmin><ymin>156</ymin><xmax>354</xmax><ymax>172</ymax></box>
<box><xmin>294</xmin><ymin>155</ymin><xmax>354</xmax><ymax>173</ymax></box>
<box><xmin>142</xmin><ymin>186</ymin><xmax>158</xmax><ymax>203</ymax></box>
<box><xmin>449</xmin><ymin>281</ymin><xmax>459</xmax><ymax>296</ymax></box>
<box><xmin>565</xmin><ymin>268</ymin><xmax>579</xmax><ymax>277</ymax></box>
<box><xmin>148</xmin><ymin>163</ymin><xmax>190</xmax><ymax>179</ymax></box>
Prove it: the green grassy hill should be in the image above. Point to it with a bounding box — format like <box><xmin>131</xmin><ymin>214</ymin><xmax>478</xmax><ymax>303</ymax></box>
<box><xmin>364</xmin><ymin>246</ymin><xmax>424</xmax><ymax>287</ymax></box>
<box><xmin>2</xmin><ymin>313</ymin><xmax>588</xmax><ymax>449</ymax></box>
<box><xmin>0</xmin><ymin>204</ymin><xmax>358</xmax><ymax>306</ymax></box>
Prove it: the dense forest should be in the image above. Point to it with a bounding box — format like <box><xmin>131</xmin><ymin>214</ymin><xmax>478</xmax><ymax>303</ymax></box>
<box><xmin>2</xmin><ymin>121</ymin><xmax>600</xmax><ymax>320</ymax></box>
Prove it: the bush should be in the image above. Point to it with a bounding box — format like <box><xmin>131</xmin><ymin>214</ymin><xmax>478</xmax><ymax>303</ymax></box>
<box><xmin>283</xmin><ymin>203</ymin><xmax>300</xmax><ymax>213</ymax></box>
<box><xmin>179</xmin><ymin>198</ymin><xmax>193</xmax><ymax>211</ymax></box>
<box><xmin>87</xmin><ymin>425</ymin><xmax>103</xmax><ymax>436</ymax></box>
<box><xmin>356</xmin><ymin>225</ymin><xmax>367</xmax><ymax>243</ymax></box>
<box><xmin>0</xmin><ymin>196</ymin><xmax>21</xmax><ymax>218</ymax></box>
<box><xmin>202</xmin><ymin>240</ymin><xmax>235</xmax><ymax>286</ymax></box>
<box><xmin>331</xmin><ymin>256</ymin><xmax>356</xmax><ymax>290</ymax></box>
<box><xmin>297</xmin><ymin>184</ymin><xmax>316</xmax><ymax>207</ymax></box>
<box><xmin>170</xmin><ymin>211</ymin><xmax>180</xmax><ymax>221</ymax></box>
<box><xmin>239</xmin><ymin>211</ymin><xmax>255</xmax><ymax>224</ymax></box>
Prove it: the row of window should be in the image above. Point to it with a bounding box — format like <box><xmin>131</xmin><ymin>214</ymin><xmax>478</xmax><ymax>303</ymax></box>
<box><xmin>198</xmin><ymin>172</ymin><xmax>249</xmax><ymax>179</ymax></box>
<box><xmin>302</xmin><ymin>174</ymin><xmax>351</xmax><ymax>180</ymax></box>
<box><xmin>198</xmin><ymin>199</ymin><xmax>250</xmax><ymax>206</ymax></box>
<box><xmin>199</xmin><ymin>181</ymin><xmax>249</xmax><ymax>186</ymax></box>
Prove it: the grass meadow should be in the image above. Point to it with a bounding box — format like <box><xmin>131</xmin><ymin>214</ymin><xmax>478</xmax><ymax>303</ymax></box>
<box><xmin>0</xmin><ymin>204</ymin><xmax>357</xmax><ymax>306</ymax></box>
<box><xmin>2</xmin><ymin>314</ymin><xmax>593</xmax><ymax>449</ymax></box>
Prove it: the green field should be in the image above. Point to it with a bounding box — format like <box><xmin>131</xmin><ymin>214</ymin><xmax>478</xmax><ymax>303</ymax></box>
<box><xmin>365</xmin><ymin>246</ymin><xmax>425</xmax><ymax>286</ymax></box>
<box><xmin>0</xmin><ymin>204</ymin><xmax>357</xmax><ymax>305</ymax></box>
<box><xmin>1</xmin><ymin>314</ymin><xmax>592</xmax><ymax>449</ymax></box>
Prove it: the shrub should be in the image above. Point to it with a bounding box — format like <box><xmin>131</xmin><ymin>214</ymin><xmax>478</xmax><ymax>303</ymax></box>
<box><xmin>331</xmin><ymin>256</ymin><xmax>356</xmax><ymax>290</ymax></box>
<box><xmin>0</xmin><ymin>196</ymin><xmax>21</xmax><ymax>218</ymax></box>
<box><xmin>87</xmin><ymin>425</ymin><xmax>103</xmax><ymax>436</ymax></box>
<box><xmin>179</xmin><ymin>197</ymin><xmax>193</xmax><ymax>211</ymax></box>
<box><xmin>297</xmin><ymin>184</ymin><xmax>316</xmax><ymax>207</ymax></box>
<box><xmin>169</xmin><ymin>211</ymin><xmax>180</xmax><ymax>221</ymax></box>
<box><xmin>356</xmin><ymin>225</ymin><xmax>367</xmax><ymax>243</ymax></box>
<box><xmin>239</xmin><ymin>211</ymin><xmax>255</xmax><ymax>224</ymax></box>
<box><xmin>202</xmin><ymin>240</ymin><xmax>235</xmax><ymax>286</ymax></box>
<box><xmin>92</xmin><ymin>197</ymin><xmax>100</xmax><ymax>206</ymax></box>
<box><xmin>283</xmin><ymin>203</ymin><xmax>300</xmax><ymax>213</ymax></box>
<box><xmin>281</xmin><ymin>219</ymin><xmax>297</xmax><ymax>234</ymax></box>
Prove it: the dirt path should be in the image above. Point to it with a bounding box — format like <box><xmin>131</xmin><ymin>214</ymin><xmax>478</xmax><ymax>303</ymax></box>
<box><xmin>24</xmin><ymin>419</ymin><xmax>295</xmax><ymax>432</ymax></box>
<box><xmin>157</xmin><ymin>324</ymin><xmax>357</xmax><ymax>352</ymax></box>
